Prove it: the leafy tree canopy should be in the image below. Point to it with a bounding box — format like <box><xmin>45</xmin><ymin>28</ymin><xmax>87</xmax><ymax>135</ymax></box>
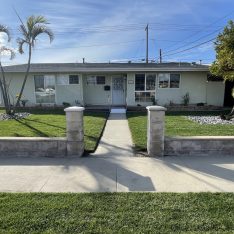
<box><xmin>210</xmin><ymin>20</ymin><xmax>234</xmax><ymax>81</ymax></box>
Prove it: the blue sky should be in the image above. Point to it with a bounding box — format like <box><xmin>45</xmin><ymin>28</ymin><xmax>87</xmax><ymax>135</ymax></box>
<box><xmin>0</xmin><ymin>0</ymin><xmax>233</xmax><ymax>65</ymax></box>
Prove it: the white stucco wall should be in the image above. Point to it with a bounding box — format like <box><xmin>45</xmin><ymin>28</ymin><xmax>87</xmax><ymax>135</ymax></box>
<box><xmin>207</xmin><ymin>81</ymin><xmax>225</xmax><ymax>106</ymax></box>
<box><xmin>1</xmin><ymin>72</ymin><xmax>83</xmax><ymax>106</ymax></box>
<box><xmin>1</xmin><ymin>71</ymin><xmax>225</xmax><ymax>107</ymax></box>
<box><xmin>83</xmin><ymin>74</ymin><xmax>111</xmax><ymax>105</ymax></box>
<box><xmin>4</xmin><ymin>73</ymin><xmax>36</xmax><ymax>106</ymax></box>
<box><xmin>126</xmin><ymin>71</ymin><xmax>225</xmax><ymax>106</ymax></box>
<box><xmin>55</xmin><ymin>73</ymin><xmax>83</xmax><ymax>106</ymax></box>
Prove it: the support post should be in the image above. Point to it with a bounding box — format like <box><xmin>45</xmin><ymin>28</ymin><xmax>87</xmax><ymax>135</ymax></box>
<box><xmin>145</xmin><ymin>24</ymin><xmax>149</xmax><ymax>63</ymax></box>
<box><xmin>64</xmin><ymin>106</ymin><xmax>85</xmax><ymax>156</ymax></box>
<box><xmin>146</xmin><ymin>106</ymin><xmax>167</xmax><ymax>157</ymax></box>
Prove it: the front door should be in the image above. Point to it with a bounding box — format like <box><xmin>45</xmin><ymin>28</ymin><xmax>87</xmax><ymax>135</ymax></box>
<box><xmin>112</xmin><ymin>76</ymin><xmax>125</xmax><ymax>105</ymax></box>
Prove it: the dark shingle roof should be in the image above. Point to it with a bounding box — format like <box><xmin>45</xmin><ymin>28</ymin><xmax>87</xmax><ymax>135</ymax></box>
<box><xmin>3</xmin><ymin>62</ymin><xmax>209</xmax><ymax>73</ymax></box>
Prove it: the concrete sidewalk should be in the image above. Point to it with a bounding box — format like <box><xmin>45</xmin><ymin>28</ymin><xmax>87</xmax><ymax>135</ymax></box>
<box><xmin>92</xmin><ymin>113</ymin><xmax>134</xmax><ymax>157</ymax></box>
<box><xmin>0</xmin><ymin>155</ymin><xmax>233</xmax><ymax>192</ymax></box>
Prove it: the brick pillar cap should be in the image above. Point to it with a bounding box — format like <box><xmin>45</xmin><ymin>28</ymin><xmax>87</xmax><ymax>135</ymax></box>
<box><xmin>146</xmin><ymin>106</ymin><xmax>167</xmax><ymax>111</ymax></box>
<box><xmin>64</xmin><ymin>106</ymin><xmax>85</xmax><ymax>112</ymax></box>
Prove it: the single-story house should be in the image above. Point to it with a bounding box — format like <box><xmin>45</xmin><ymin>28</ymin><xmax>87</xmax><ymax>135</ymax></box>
<box><xmin>0</xmin><ymin>62</ymin><xmax>226</xmax><ymax>107</ymax></box>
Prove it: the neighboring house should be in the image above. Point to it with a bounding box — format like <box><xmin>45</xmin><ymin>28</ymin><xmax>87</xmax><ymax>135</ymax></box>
<box><xmin>0</xmin><ymin>62</ymin><xmax>225</xmax><ymax>107</ymax></box>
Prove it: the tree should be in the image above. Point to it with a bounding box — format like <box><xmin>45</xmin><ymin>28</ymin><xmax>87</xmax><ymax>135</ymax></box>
<box><xmin>210</xmin><ymin>20</ymin><xmax>234</xmax><ymax>120</ymax></box>
<box><xmin>0</xmin><ymin>25</ymin><xmax>15</xmax><ymax>114</ymax></box>
<box><xmin>15</xmin><ymin>15</ymin><xmax>54</xmax><ymax>107</ymax></box>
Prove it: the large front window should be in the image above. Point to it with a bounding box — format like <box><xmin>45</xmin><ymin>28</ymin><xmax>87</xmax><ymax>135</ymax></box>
<box><xmin>34</xmin><ymin>75</ymin><xmax>55</xmax><ymax>103</ymax></box>
<box><xmin>135</xmin><ymin>73</ymin><xmax>156</xmax><ymax>102</ymax></box>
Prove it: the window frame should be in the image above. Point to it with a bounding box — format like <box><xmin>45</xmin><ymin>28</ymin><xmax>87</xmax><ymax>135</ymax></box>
<box><xmin>34</xmin><ymin>74</ymin><xmax>56</xmax><ymax>104</ymax></box>
<box><xmin>158</xmin><ymin>73</ymin><xmax>181</xmax><ymax>89</ymax></box>
<box><xmin>134</xmin><ymin>73</ymin><xmax>156</xmax><ymax>102</ymax></box>
<box><xmin>57</xmin><ymin>74</ymin><xmax>80</xmax><ymax>85</ymax></box>
<box><xmin>69</xmin><ymin>75</ymin><xmax>79</xmax><ymax>85</ymax></box>
<box><xmin>86</xmin><ymin>75</ymin><xmax>106</xmax><ymax>85</ymax></box>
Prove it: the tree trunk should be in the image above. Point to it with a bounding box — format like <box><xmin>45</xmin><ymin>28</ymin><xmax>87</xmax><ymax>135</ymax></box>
<box><xmin>220</xmin><ymin>106</ymin><xmax>234</xmax><ymax>120</ymax></box>
<box><xmin>0</xmin><ymin>62</ymin><xmax>12</xmax><ymax>114</ymax></box>
<box><xmin>15</xmin><ymin>44</ymin><xmax>32</xmax><ymax>108</ymax></box>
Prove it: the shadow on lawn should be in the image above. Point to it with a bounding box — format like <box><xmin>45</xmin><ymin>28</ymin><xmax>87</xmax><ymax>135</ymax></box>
<box><xmin>15</xmin><ymin>119</ymin><xmax>50</xmax><ymax>137</ymax></box>
<box><xmin>25</xmin><ymin>119</ymin><xmax>66</xmax><ymax>130</ymax></box>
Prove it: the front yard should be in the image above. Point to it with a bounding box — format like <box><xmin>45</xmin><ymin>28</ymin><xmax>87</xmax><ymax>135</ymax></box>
<box><xmin>0</xmin><ymin>109</ymin><xmax>108</xmax><ymax>152</ymax></box>
<box><xmin>127</xmin><ymin>111</ymin><xmax>234</xmax><ymax>151</ymax></box>
<box><xmin>0</xmin><ymin>193</ymin><xmax>233</xmax><ymax>233</ymax></box>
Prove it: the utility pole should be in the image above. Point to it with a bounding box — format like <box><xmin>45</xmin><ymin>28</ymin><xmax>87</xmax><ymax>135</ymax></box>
<box><xmin>159</xmin><ymin>49</ymin><xmax>162</xmax><ymax>63</ymax></box>
<box><xmin>145</xmin><ymin>24</ymin><xmax>149</xmax><ymax>63</ymax></box>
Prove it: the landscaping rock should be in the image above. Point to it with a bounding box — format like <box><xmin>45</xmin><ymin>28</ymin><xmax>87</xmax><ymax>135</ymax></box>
<box><xmin>187</xmin><ymin>116</ymin><xmax>234</xmax><ymax>125</ymax></box>
<box><xmin>0</xmin><ymin>112</ymin><xmax>31</xmax><ymax>121</ymax></box>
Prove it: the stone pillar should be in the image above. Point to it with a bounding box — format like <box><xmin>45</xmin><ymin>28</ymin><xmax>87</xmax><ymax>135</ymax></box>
<box><xmin>64</xmin><ymin>106</ymin><xmax>85</xmax><ymax>156</ymax></box>
<box><xmin>146</xmin><ymin>106</ymin><xmax>167</xmax><ymax>157</ymax></box>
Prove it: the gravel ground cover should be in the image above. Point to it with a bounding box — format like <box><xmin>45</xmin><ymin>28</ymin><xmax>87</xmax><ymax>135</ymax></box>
<box><xmin>0</xmin><ymin>112</ymin><xmax>31</xmax><ymax>121</ymax></box>
<box><xmin>187</xmin><ymin>116</ymin><xmax>234</xmax><ymax>125</ymax></box>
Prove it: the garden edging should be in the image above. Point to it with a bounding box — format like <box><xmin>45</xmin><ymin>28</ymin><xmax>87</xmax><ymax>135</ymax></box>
<box><xmin>165</xmin><ymin>136</ymin><xmax>234</xmax><ymax>156</ymax></box>
<box><xmin>0</xmin><ymin>137</ymin><xmax>67</xmax><ymax>157</ymax></box>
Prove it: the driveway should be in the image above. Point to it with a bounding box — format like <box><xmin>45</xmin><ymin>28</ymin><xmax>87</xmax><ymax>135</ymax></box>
<box><xmin>0</xmin><ymin>154</ymin><xmax>233</xmax><ymax>192</ymax></box>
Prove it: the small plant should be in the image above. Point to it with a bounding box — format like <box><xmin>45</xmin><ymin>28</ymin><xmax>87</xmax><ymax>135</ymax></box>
<box><xmin>20</xmin><ymin>99</ymin><xmax>28</xmax><ymax>107</ymax></box>
<box><xmin>151</xmin><ymin>96</ymin><xmax>157</xmax><ymax>105</ymax></box>
<box><xmin>169</xmin><ymin>100</ymin><xmax>174</xmax><ymax>106</ymax></box>
<box><xmin>182</xmin><ymin>92</ymin><xmax>190</xmax><ymax>106</ymax></box>
<box><xmin>75</xmin><ymin>100</ymin><xmax>80</xmax><ymax>106</ymax></box>
<box><xmin>62</xmin><ymin>102</ymin><xmax>70</xmax><ymax>107</ymax></box>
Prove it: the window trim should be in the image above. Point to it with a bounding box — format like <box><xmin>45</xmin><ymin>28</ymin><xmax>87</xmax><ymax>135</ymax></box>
<box><xmin>69</xmin><ymin>74</ymin><xmax>79</xmax><ymax>85</ymax></box>
<box><xmin>57</xmin><ymin>74</ymin><xmax>80</xmax><ymax>85</ymax></box>
<box><xmin>34</xmin><ymin>74</ymin><xmax>56</xmax><ymax>104</ymax></box>
<box><xmin>135</xmin><ymin>73</ymin><xmax>156</xmax><ymax>92</ymax></box>
<box><xmin>158</xmin><ymin>73</ymin><xmax>181</xmax><ymax>89</ymax></box>
<box><xmin>86</xmin><ymin>75</ymin><xmax>106</xmax><ymax>85</ymax></box>
<box><xmin>135</xmin><ymin>73</ymin><xmax>156</xmax><ymax>102</ymax></box>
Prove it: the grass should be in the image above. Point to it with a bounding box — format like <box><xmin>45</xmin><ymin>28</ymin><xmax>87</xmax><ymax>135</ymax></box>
<box><xmin>0</xmin><ymin>109</ymin><xmax>108</xmax><ymax>152</ymax></box>
<box><xmin>127</xmin><ymin>111</ymin><xmax>234</xmax><ymax>151</ymax></box>
<box><xmin>0</xmin><ymin>193</ymin><xmax>233</xmax><ymax>233</ymax></box>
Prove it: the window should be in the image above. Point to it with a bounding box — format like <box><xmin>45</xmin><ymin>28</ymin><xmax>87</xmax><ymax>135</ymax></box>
<box><xmin>170</xmin><ymin>74</ymin><xmax>180</xmax><ymax>88</ymax></box>
<box><xmin>57</xmin><ymin>74</ymin><xmax>79</xmax><ymax>85</ymax></box>
<box><xmin>135</xmin><ymin>92</ymin><xmax>155</xmax><ymax>102</ymax></box>
<box><xmin>87</xmin><ymin>75</ymin><xmax>106</xmax><ymax>85</ymax></box>
<box><xmin>34</xmin><ymin>75</ymin><xmax>55</xmax><ymax>103</ymax></box>
<box><xmin>69</xmin><ymin>75</ymin><xmax>79</xmax><ymax>84</ymax></box>
<box><xmin>96</xmin><ymin>76</ymin><xmax>105</xmax><ymax>84</ymax></box>
<box><xmin>135</xmin><ymin>74</ymin><xmax>145</xmax><ymax>91</ymax></box>
<box><xmin>146</xmin><ymin>74</ymin><xmax>156</xmax><ymax>90</ymax></box>
<box><xmin>135</xmin><ymin>73</ymin><xmax>156</xmax><ymax>102</ymax></box>
<box><xmin>159</xmin><ymin>73</ymin><xmax>180</xmax><ymax>88</ymax></box>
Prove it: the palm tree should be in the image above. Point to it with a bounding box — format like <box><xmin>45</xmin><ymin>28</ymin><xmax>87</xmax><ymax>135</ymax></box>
<box><xmin>0</xmin><ymin>25</ymin><xmax>15</xmax><ymax>114</ymax></box>
<box><xmin>15</xmin><ymin>15</ymin><xmax>54</xmax><ymax>107</ymax></box>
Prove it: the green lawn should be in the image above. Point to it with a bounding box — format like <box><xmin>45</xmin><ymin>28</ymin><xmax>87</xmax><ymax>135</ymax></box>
<box><xmin>127</xmin><ymin>111</ymin><xmax>234</xmax><ymax>151</ymax></box>
<box><xmin>0</xmin><ymin>109</ymin><xmax>108</xmax><ymax>152</ymax></box>
<box><xmin>0</xmin><ymin>193</ymin><xmax>233</xmax><ymax>233</ymax></box>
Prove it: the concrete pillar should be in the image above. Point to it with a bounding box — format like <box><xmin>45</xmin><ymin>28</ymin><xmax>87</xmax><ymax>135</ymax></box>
<box><xmin>146</xmin><ymin>106</ymin><xmax>167</xmax><ymax>157</ymax></box>
<box><xmin>64</xmin><ymin>106</ymin><xmax>85</xmax><ymax>156</ymax></box>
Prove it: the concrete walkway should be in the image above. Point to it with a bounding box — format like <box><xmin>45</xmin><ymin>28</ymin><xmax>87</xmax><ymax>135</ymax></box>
<box><xmin>0</xmin><ymin>155</ymin><xmax>233</xmax><ymax>192</ymax></box>
<box><xmin>92</xmin><ymin>113</ymin><xmax>134</xmax><ymax>157</ymax></box>
<box><xmin>0</xmin><ymin>112</ymin><xmax>233</xmax><ymax>193</ymax></box>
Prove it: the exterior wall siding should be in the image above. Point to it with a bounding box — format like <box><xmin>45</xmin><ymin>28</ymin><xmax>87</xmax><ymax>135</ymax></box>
<box><xmin>1</xmin><ymin>71</ymin><xmax>225</xmax><ymax>107</ymax></box>
<box><xmin>83</xmin><ymin>74</ymin><xmax>111</xmax><ymax>106</ymax></box>
<box><xmin>207</xmin><ymin>81</ymin><xmax>225</xmax><ymax>106</ymax></box>
<box><xmin>126</xmin><ymin>71</ymin><xmax>225</xmax><ymax>107</ymax></box>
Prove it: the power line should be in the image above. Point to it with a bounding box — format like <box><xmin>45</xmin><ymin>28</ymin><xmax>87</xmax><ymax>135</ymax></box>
<box><xmin>162</xmin><ymin>10</ymin><xmax>234</xmax><ymax>52</ymax></box>
<box><xmin>33</xmin><ymin>39</ymin><xmax>145</xmax><ymax>50</ymax></box>
<box><xmin>162</xmin><ymin>27</ymin><xmax>222</xmax><ymax>56</ymax></box>
<box><xmin>161</xmin><ymin>37</ymin><xmax>216</xmax><ymax>59</ymax></box>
